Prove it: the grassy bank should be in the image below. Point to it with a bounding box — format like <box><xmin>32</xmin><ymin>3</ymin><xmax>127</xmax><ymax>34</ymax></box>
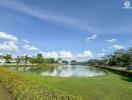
<box><xmin>21</xmin><ymin>72</ymin><xmax>132</xmax><ymax>100</ymax></box>
<box><xmin>0</xmin><ymin>67</ymin><xmax>82</xmax><ymax>100</ymax></box>
<box><xmin>1</xmin><ymin>65</ymin><xmax>132</xmax><ymax>100</ymax></box>
<box><xmin>0</xmin><ymin>83</ymin><xmax>14</xmax><ymax>100</ymax></box>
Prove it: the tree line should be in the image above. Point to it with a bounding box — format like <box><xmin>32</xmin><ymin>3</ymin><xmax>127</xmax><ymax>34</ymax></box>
<box><xmin>3</xmin><ymin>53</ymin><xmax>79</xmax><ymax>65</ymax></box>
<box><xmin>81</xmin><ymin>47</ymin><xmax>132</xmax><ymax>67</ymax></box>
<box><xmin>3</xmin><ymin>53</ymin><xmax>59</xmax><ymax>65</ymax></box>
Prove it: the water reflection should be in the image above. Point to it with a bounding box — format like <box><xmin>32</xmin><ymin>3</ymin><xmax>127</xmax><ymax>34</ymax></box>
<box><xmin>41</xmin><ymin>65</ymin><xmax>105</xmax><ymax>77</ymax></box>
<box><xmin>7</xmin><ymin>65</ymin><xmax>105</xmax><ymax>77</ymax></box>
<box><xmin>9</xmin><ymin>67</ymin><xmax>36</xmax><ymax>72</ymax></box>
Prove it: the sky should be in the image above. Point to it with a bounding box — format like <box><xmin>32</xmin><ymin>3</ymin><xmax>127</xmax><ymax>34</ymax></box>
<box><xmin>0</xmin><ymin>0</ymin><xmax>132</xmax><ymax>61</ymax></box>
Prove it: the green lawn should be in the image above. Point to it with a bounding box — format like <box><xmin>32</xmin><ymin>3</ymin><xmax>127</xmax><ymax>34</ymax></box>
<box><xmin>1</xmin><ymin>65</ymin><xmax>132</xmax><ymax>100</ymax></box>
<box><xmin>21</xmin><ymin>72</ymin><xmax>132</xmax><ymax>100</ymax></box>
<box><xmin>0</xmin><ymin>67</ymin><xmax>81</xmax><ymax>100</ymax></box>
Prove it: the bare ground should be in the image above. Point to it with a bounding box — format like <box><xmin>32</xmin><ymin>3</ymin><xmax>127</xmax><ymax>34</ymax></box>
<box><xmin>0</xmin><ymin>83</ymin><xmax>14</xmax><ymax>100</ymax></box>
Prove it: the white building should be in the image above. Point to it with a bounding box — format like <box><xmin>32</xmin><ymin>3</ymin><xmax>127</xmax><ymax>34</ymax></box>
<box><xmin>0</xmin><ymin>55</ymin><xmax>5</xmax><ymax>64</ymax></box>
<box><xmin>0</xmin><ymin>55</ymin><xmax>17</xmax><ymax>64</ymax></box>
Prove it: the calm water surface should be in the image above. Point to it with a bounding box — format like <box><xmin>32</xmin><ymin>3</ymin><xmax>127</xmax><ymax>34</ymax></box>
<box><xmin>8</xmin><ymin>65</ymin><xmax>105</xmax><ymax>77</ymax></box>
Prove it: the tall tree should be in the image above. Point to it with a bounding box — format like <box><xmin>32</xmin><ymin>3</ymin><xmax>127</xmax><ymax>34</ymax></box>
<box><xmin>48</xmin><ymin>58</ymin><xmax>56</xmax><ymax>64</ymax></box>
<box><xmin>24</xmin><ymin>55</ymin><xmax>29</xmax><ymax>64</ymax></box>
<box><xmin>4</xmin><ymin>54</ymin><xmax>12</xmax><ymax>64</ymax></box>
<box><xmin>16</xmin><ymin>56</ymin><xmax>20</xmax><ymax>65</ymax></box>
<box><xmin>36</xmin><ymin>53</ymin><xmax>43</xmax><ymax>64</ymax></box>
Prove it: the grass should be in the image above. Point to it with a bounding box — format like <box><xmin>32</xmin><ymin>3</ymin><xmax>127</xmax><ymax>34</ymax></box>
<box><xmin>0</xmin><ymin>67</ymin><xmax>82</xmax><ymax>100</ymax></box>
<box><xmin>1</xmin><ymin>65</ymin><xmax>132</xmax><ymax>100</ymax></box>
<box><xmin>21</xmin><ymin>72</ymin><xmax>132</xmax><ymax>100</ymax></box>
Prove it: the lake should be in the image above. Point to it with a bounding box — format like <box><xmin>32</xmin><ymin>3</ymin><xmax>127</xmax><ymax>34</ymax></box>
<box><xmin>7</xmin><ymin>65</ymin><xmax>105</xmax><ymax>77</ymax></box>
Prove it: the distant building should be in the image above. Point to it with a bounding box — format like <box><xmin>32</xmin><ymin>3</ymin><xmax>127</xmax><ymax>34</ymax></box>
<box><xmin>0</xmin><ymin>55</ymin><xmax>17</xmax><ymax>64</ymax></box>
<box><xmin>70</xmin><ymin>60</ymin><xmax>78</xmax><ymax>65</ymax></box>
<box><xmin>0</xmin><ymin>55</ymin><xmax>5</xmax><ymax>64</ymax></box>
<box><xmin>10</xmin><ymin>59</ymin><xmax>17</xmax><ymax>63</ymax></box>
<box><xmin>62</xmin><ymin>60</ymin><xmax>69</xmax><ymax>65</ymax></box>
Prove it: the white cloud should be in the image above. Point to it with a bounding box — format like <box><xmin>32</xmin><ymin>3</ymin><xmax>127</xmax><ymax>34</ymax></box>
<box><xmin>85</xmin><ymin>34</ymin><xmax>97</xmax><ymax>42</ymax></box>
<box><xmin>22</xmin><ymin>39</ymin><xmax>39</xmax><ymax>52</ymax></box>
<box><xmin>0</xmin><ymin>41</ymin><xmax>18</xmax><ymax>51</ymax></box>
<box><xmin>113</xmin><ymin>44</ymin><xmax>125</xmax><ymax>49</ymax></box>
<box><xmin>106</xmin><ymin>39</ymin><xmax>117</xmax><ymax>43</ymax></box>
<box><xmin>59</xmin><ymin>50</ymin><xmax>73</xmax><ymax>58</ymax></box>
<box><xmin>42</xmin><ymin>50</ymin><xmax>73</xmax><ymax>59</ymax></box>
<box><xmin>42</xmin><ymin>51</ymin><xmax>59</xmax><ymax>58</ymax></box>
<box><xmin>22</xmin><ymin>39</ymin><xmax>29</xmax><ymax>44</ymax></box>
<box><xmin>42</xmin><ymin>50</ymin><xmax>95</xmax><ymax>60</ymax></box>
<box><xmin>23</xmin><ymin>44</ymin><xmax>39</xmax><ymax>51</ymax></box>
<box><xmin>0</xmin><ymin>32</ymin><xmax>18</xmax><ymax>51</ymax></box>
<box><xmin>0</xmin><ymin>32</ymin><xmax>18</xmax><ymax>42</ymax></box>
<box><xmin>77</xmin><ymin>50</ymin><xmax>93</xmax><ymax>58</ymax></box>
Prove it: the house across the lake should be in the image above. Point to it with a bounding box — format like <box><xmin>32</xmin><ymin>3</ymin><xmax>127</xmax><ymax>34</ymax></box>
<box><xmin>70</xmin><ymin>60</ymin><xmax>78</xmax><ymax>65</ymax></box>
<box><xmin>0</xmin><ymin>55</ymin><xmax>17</xmax><ymax>64</ymax></box>
<box><xmin>0</xmin><ymin>55</ymin><xmax>5</xmax><ymax>64</ymax></box>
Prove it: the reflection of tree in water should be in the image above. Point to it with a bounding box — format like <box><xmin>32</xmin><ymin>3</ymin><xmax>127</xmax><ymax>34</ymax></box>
<box><xmin>9</xmin><ymin>65</ymin><xmax>105</xmax><ymax>77</ymax></box>
<box><xmin>88</xmin><ymin>66</ymin><xmax>103</xmax><ymax>72</ymax></box>
<box><xmin>88</xmin><ymin>66</ymin><xmax>96</xmax><ymax>71</ymax></box>
<box><xmin>49</xmin><ymin>67</ymin><xmax>55</xmax><ymax>72</ymax></box>
<box><xmin>42</xmin><ymin>65</ymin><xmax>105</xmax><ymax>77</ymax></box>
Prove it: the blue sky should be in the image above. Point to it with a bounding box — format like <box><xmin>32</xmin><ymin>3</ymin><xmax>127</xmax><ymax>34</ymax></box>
<box><xmin>0</xmin><ymin>0</ymin><xmax>132</xmax><ymax>60</ymax></box>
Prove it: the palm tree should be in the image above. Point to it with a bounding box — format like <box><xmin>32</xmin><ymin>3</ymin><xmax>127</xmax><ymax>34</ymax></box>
<box><xmin>24</xmin><ymin>55</ymin><xmax>29</xmax><ymax>65</ymax></box>
<box><xmin>16</xmin><ymin>56</ymin><xmax>21</xmax><ymax>65</ymax></box>
<box><xmin>56</xmin><ymin>58</ymin><xmax>62</xmax><ymax>64</ymax></box>
<box><xmin>48</xmin><ymin>58</ymin><xmax>56</xmax><ymax>64</ymax></box>
<box><xmin>20</xmin><ymin>56</ymin><xmax>25</xmax><ymax>64</ymax></box>
<box><xmin>4</xmin><ymin>54</ymin><xmax>12</xmax><ymax>64</ymax></box>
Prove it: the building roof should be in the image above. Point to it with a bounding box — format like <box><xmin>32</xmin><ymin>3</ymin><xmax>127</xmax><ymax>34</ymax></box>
<box><xmin>0</xmin><ymin>55</ymin><xmax>4</xmax><ymax>59</ymax></box>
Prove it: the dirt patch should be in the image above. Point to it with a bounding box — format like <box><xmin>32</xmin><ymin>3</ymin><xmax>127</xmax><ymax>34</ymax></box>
<box><xmin>0</xmin><ymin>83</ymin><xmax>14</xmax><ymax>100</ymax></box>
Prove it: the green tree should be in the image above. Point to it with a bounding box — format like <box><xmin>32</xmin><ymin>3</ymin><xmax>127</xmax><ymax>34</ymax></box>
<box><xmin>24</xmin><ymin>55</ymin><xmax>29</xmax><ymax>64</ymax></box>
<box><xmin>4</xmin><ymin>54</ymin><xmax>12</xmax><ymax>64</ymax></box>
<box><xmin>20</xmin><ymin>56</ymin><xmax>25</xmax><ymax>64</ymax></box>
<box><xmin>16</xmin><ymin>56</ymin><xmax>21</xmax><ymax>65</ymax></box>
<box><xmin>30</xmin><ymin>57</ymin><xmax>37</xmax><ymax>64</ymax></box>
<box><xmin>56</xmin><ymin>58</ymin><xmax>62</xmax><ymax>64</ymax></box>
<box><xmin>36</xmin><ymin>53</ymin><xmax>43</xmax><ymax>64</ymax></box>
<box><xmin>48</xmin><ymin>58</ymin><xmax>56</xmax><ymax>64</ymax></box>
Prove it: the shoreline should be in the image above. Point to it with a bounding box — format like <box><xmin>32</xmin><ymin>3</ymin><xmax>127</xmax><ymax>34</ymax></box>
<box><xmin>94</xmin><ymin>65</ymin><xmax>132</xmax><ymax>77</ymax></box>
